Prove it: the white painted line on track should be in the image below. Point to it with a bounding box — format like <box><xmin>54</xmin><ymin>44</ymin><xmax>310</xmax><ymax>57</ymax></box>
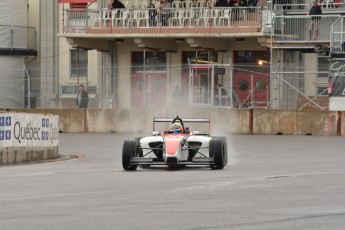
<box><xmin>0</xmin><ymin>190</ymin><xmax>115</xmax><ymax>203</ymax></box>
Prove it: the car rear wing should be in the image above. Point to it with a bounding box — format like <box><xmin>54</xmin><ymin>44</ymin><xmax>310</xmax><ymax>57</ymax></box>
<box><xmin>153</xmin><ymin>117</ymin><xmax>211</xmax><ymax>134</ymax></box>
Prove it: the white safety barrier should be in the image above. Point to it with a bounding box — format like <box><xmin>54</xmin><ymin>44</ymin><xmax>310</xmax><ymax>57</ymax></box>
<box><xmin>0</xmin><ymin>113</ymin><xmax>59</xmax><ymax>164</ymax></box>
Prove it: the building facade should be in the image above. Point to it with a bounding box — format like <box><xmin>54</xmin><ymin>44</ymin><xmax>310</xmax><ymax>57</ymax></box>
<box><xmin>26</xmin><ymin>0</ymin><xmax>345</xmax><ymax>110</ymax></box>
<box><xmin>0</xmin><ymin>0</ymin><xmax>37</xmax><ymax>108</ymax></box>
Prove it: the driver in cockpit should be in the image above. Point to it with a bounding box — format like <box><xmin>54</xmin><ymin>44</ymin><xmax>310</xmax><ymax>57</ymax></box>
<box><xmin>169</xmin><ymin>122</ymin><xmax>183</xmax><ymax>134</ymax></box>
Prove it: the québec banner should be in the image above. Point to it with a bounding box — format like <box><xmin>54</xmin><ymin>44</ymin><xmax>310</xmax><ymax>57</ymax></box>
<box><xmin>0</xmin><ymin>113</ymin><xmax>59</xmax><ymax>148</ymax></box>
<box><xmin>328</xmin><ymin>58</ymin><xmax>345</xmax><ymax>97</ymax></box>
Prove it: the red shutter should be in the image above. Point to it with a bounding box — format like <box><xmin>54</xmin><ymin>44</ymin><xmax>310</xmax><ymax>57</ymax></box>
<box><xmin>59</xmin><ymin>0</ymin><xmax>96</xmax><ymax>3</ymax></box>
<box><xmin>70</xmin><ymin>3</ymin><xmax>88</xmax><ymax>8</ymax></box>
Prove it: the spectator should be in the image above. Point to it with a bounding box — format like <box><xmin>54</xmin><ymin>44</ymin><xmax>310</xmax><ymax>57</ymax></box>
<box><xmin>108</xmin><ymin>0</ymin><xmax>125</xmax><ymax>18</ymax></box>
<box><xmin>309</xmin><ymin>0</ymin><xmax>322</xmax><ymax>40</ymax></box>
<box><xmin>111</xmin><ymin>0</ymin><xmax>125</xmax><ymax>9</ymax></box>
<box><xmin>229</xmin><ymin>0</ymin><xmax>239</xmax><ymax>7</ymax></box>
<box><xmin>239</xmin><ymin>0</ymin><xmax>247</xmax><ymax>6</ymax></box>
<box><xmin>76</xmin><ymin>84</ymin><xmax>89</xmax><ymax>108</ymax></box>
<box><xmin>247</xmin><ymin>0</ymin><xmax>257</xmax><ymax>6</ymax></box>
<box><xmin>215</xmin><ymin>83</ymin><xmax>227</xmax><ymax>106</ymax></box>
<box><xmin>160</xmin><ymin>0</ymin><xmax>171</xmax><ymax>26</ymax></box>
<box><xmin>216</xmin><ymin>0</ymin><xmax>229</xmax><ymax>7</ymax></box>
<box><xmin>247</xmin><ymin>0</ymin><xmax>257</xmax><ymax>14</ymax></box>
<box><xmin>149</xmin><ymin>3</ymin><xmax>157</xmax><ymax>26</ymax></box>
<box><xmin>235</xmin><ymin>0</ymin><xmax>247</xmax><ymax>20</ymax></box>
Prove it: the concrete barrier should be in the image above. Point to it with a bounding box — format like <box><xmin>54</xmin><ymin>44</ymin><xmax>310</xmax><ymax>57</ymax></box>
<box><xmin>254</xmin><ymin>110</ymin><xmax>339</xmax><ymax>136</ymax></box>
<box><xmin>9</xmin><ymin>108</ymin><xmax>344</xmax><ymax>136</ymax></box>
<box><xmin>0</xmin><ymin>112</ymin><xmax>59</xmax><ymax>164</ymax></box>
<box><xmin>341</xmin><ymin>112</ymin><xmax>345</xmax><ymax>136</ymax></box>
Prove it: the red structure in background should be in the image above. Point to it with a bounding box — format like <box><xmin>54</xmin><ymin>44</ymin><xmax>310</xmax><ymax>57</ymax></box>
<box><xmin>131</xmin><ymin>73</ymin><xmax>167</xmax><ymax>108</ymax></box>
<box><xmin>130</xmin><ymin>51</ymin><xmax>167</xmax><ymax>108</ymax></box>
<box><xmin>233</xmin><ymin>50</ymin><xmax>270</xmax><ymax>108</ymax></box>
<box><xmin>59</xmin><ymin>0</ymin><xmax>94</xmax><ymax>3</ymax></box>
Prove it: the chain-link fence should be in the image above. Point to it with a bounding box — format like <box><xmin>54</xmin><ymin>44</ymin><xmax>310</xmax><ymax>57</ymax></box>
<box><xmin>272</xmin><ymin>58</ymin><xmax>329</xmax><ymax>110</ymax></box>
<box><xmin>272</xmin><ymin>72</ymin><xmax>329</xmax><ymax>110</ymax></box>
<box><xmin>0</xmin><ymin>62</ymin><xmax>331</xmax><ymax>110</ymax></box>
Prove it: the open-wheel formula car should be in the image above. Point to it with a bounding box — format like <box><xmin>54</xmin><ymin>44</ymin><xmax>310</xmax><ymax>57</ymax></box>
<box><xmin>122</xmin><ymin>116</ymin><xmax>228</xmax><ymax>170</ymax></box>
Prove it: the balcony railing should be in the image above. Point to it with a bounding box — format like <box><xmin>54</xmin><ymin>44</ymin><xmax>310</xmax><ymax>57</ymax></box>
<box><xmin>330</xmin><ymin>16</ymin><xmax>345</xmax><ymax>53</ymax></box>
<box><xmin>0</xmin><ymin>25</ymin><xmax>37</xmax><ymax>50</ymax></box>
<box><xmin>271</xmin><ymin>0</ymin><xmax>345</xmax><ymax>11</ymax></box>
<box><xmin>272</xmin><ymin>15</ymin><xmax>341</xmax><ymax>43</ymax></box>
<box><xmin>63</xmin><ymin>7</ymin><xmax>262</xmax><ymax>34</ymax></box>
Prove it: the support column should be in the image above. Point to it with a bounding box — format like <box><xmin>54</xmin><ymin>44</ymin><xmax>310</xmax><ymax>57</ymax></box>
<box><xmin>40</xmin><ymin>0</ymin><xmax>59</xmax><ymax>108</ymax></box>
<box><xmin>270</xmin><ymin>49</ymin><xmax>281</xmax><ymax>109</ymax></box>
<box><xmin>96</xmin><ymin>41</ymin><xmax>115</xmax><ymax>109</ymax></box>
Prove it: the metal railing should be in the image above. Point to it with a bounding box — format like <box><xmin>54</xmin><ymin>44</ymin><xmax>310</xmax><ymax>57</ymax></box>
<box><xmin>272</xmin><ymin>15</ymin><xmax>341</xmax><ymax>43</ymax></box>
<box><xmin>330</xmin><ymin>16</ymin><xmax>345</xmax><ymax>53</ymax></box>
<box><xmin>63</xmin><ymin>6</ymin><xmax>261</xmax><ymax>34</ymax></box>
<box><xmin>64</xmin><ymin>9</ymin><xmax>99</xmax><ymax>33</ymax></box>
<box><xmin>272</xmin><ymin>0</ymin><xmax>345</xmax><ymax>10</ymax></box>
<box><xmin>0</xmin><ymin>25</ymin><xmax>36</xmax><ymax>50</ymax></box>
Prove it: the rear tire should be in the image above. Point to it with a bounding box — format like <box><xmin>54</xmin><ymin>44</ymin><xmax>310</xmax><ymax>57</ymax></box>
<box><xmin>209</xmin><ymin>137</ymin><xmax>227</xmax><ymax>170</ymax></box>
<box><xmin>122</xmin><ymin>140</ymin><xmax>138</xmax><ymax>171</ymax></box>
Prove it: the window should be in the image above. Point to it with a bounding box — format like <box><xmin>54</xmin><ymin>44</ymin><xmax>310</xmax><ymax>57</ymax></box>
<box><xmin>70</xmin><ymin>49</ymin><xmax>88</xmax><ymax>78</ymax></box>
<box><xmin>234</xmin><ymin>51</ymin><xmax>269</xmax><ymax>63</ymax></box>
<box><xmin>234</xmin><ymin>50</ymin><xmax>270</xmax><ymax>74</ymax></box>
<box><xmin>318</xmin><ymin>57</ymin><xmax>329</xmax><ymax>78</ymax></box>
<box><xmin>316</xmin><ymin>85</ymin><xmax>328</xmax><ymax>96</ymax></box>
<box><xmin>131</xmin><ymin>51</ymin><xmax>167</xmax><ymax>72</ymax></box>
<box><xmin>182</xmin><ymin>51</ymin><xmax>218</xmax><ymax>65</ymax></box>
<box><xmin>60</xmin><ymin>85</ymin><xmax>97</xmax><ymax>96</ymax></box>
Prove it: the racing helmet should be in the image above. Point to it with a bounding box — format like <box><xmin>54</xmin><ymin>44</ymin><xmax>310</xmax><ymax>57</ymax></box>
<box><xmin>169</xmin><ymin>122</ymin><xmax>183</xmax><ymax>134</ymax></box>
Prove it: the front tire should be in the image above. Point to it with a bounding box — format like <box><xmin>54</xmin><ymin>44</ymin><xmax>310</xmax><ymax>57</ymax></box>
<box><xmin>209</xmin><ymin>137</ymin><xmax>227</xmax><ymax>170</ymax></box>
<box><xmin>122</xmin><ymin>140</ymin><xmax>138</xmax><ymax>171</ymax></box>
<box><xmin>219</xmin><ymin>136</ymin><xmax>228</xmax><ymax>166</ymax></box>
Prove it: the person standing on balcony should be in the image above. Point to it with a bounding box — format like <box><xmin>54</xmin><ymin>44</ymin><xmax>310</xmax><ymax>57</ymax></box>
<box><xmin>160</xmin><ymin>0</ymin><xmax>171</xmax><ymax>26</ymax></box>
<box><xmin>149</xmin><ymin>3</ymin><xmax>157</xmax><ymax>26</ymax></box>
<box><xmin>216</xmin><ymin>0</ymin><xmax>229</xmax><ymax>7</ymax></box>
<box><xmin>110</xmin><ymin>0</ymin><xmax>125</xmax><ymax>9</ymax></box>
<box><xmin>76</xmin><ymin>84</ymin><xmax>89</xmax><ymax>108</ymax></box>
<box><xmin>309</xmin><ymin>0</ymin><xmax>322</xmax><ymax>40</ymax></box>
<box><xmin>235</xmin><ymin>0</ymin><xmax>247</xmax><ymax>20</ymax></box>
<box><xmin>229</xmin><ymin>0</ymin><xmax>238</xmax><ymax>7</ymax></box>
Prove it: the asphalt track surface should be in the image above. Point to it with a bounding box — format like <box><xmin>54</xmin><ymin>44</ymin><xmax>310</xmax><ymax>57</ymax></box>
<box><xmin>1</xmin><ymin>133</ymin><xmax>345</xmax><ymax>230</ymax></box>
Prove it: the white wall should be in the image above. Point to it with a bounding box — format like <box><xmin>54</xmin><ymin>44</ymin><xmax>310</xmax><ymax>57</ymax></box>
<box><xmin>0</xmin><ymin>0</ymin><xmax>28</xmax><ymax>49</ymax></box>
<box><xmin>0</xmin><ymin>56</ymin><xmax>25</xmax><ymax>108</ymax></box>
<box><xmin>0</xmin><ymin>0</ymin><xmax>27</xmax><ymax>26</ymax></box>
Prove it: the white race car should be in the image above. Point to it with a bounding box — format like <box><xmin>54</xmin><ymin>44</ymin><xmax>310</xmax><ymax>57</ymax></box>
<box><xmin>122</xmin><ymin>116</ymin><xmax>228</xmax><ymax>170</ymax></box>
